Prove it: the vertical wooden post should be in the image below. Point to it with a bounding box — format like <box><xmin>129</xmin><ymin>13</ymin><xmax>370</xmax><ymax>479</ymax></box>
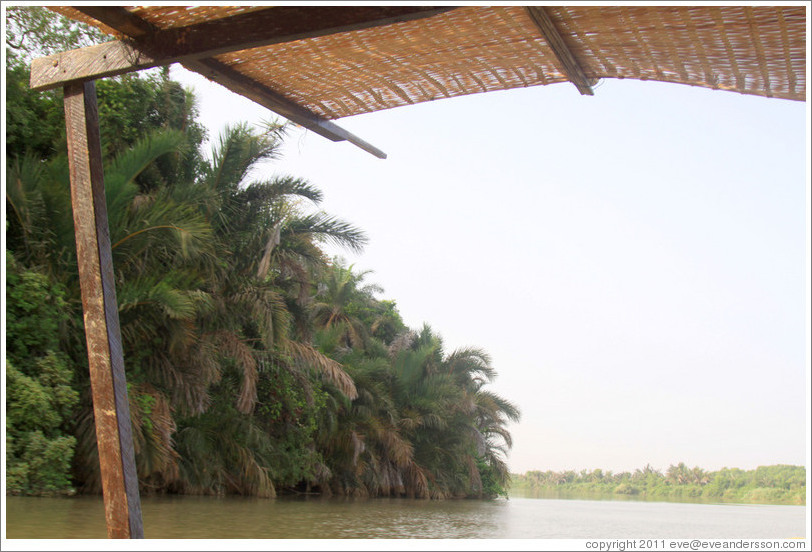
<box><xmin>63</xmin><ymin>81</ymin><xmax>144</xmax><ymax>539</ymax></box>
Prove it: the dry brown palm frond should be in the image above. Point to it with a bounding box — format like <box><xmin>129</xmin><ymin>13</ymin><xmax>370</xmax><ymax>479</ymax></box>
<box><xmin>380</xmin><ymin>463</ymin><xmax>404</xmax><ymax>496</ymax></box>
<box><xmin>382</xmin><ymin>428</ymin><xmax>415</xmax><ymax>469</ymax></box>
<box><xmin>470</xmin><ymin>427</ymin><xmax>487</xmax><ymax>457</ymax></box>
<box><xmin>211</xmin><ymin>330</ymin><xmax>259</xmax><ymax>414</ymax></box>
<box><xmin>130</xmin><ymin>193</ymin><xmax>155</xmax><ymax>210</ymax></box>
<box><xmin>232</xmin><ymin>444</ymin><xmax>276</xmax><ymax>498</ymax></box>
<box><xmin>351</xmin><ymin>485</ymin><xmax>369</xmax><ymax>498</ymax></box>
<box><xmin>283</xmin><ymin>258</ymin><xmax>314</xmax><ymax>306</ymax></box>
<box><xmin>366</xmin><ymin>417</ymin><xmax>415</xmax><ymax>469</ymax></box>
<box><xmin>128</xmin><ymin>384</ymin><xmax>180</xmax><ymax>484</ymax></box>
<box><xmin>284</xmin><ymin>340</ymin><xmax>357</xmax><ymax>400</ymax></box>
<box><xmin>165</xmin><ymin>335</ymin><xmax>221</xmax><ymax>416</ymax></box>
<box><xmin>73</xmin><ymin>390</ymin><xmax>181</xmax><ymax>495</ymax></box>
<box><xmin>231</xmin><ymin>286</ymin><xmax>290</xmax><ymax>350</ymax></box>
<box><xmin>399</xmin><ymin>460</ymin><xmax>430</xmax><ymax>499</ymax></box>
<box><xmin>236</xmin><ymin>361</ymin><xmax>258</xmax><ymax>415</ymax></box>
<box><xmin>149</xmin><ymin>334</ymin><xmax>221</xmax><ymax>416</ymax></box>
<box><xmin>164</xmin><ymin>317</ymin><xmax>200</xmax><ymax>359</ymax></box>
<box><xmin>398</xmin><ymin>409</ymin><xmax>422</xmax><ymax>432</ymax></box>
<box><xmin>313</xmin><ymin>459</ymin><xmax>332</xmax><ymax>484</ymax></box>
<box><xmin>460</xmin><ymin>395</ymin><xmax>477</xmax><ymax>416</ymax></box>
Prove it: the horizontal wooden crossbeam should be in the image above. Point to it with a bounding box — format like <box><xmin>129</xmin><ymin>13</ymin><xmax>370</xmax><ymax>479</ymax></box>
<box><xmin>526</xmin><ymin>6</ymin><xmax>596</xmax><ymax>96</ymax></box>
<box><xmin>30</xmin><ymin>6</ymin><xmax>454</xmax><ymax>91</ymax></box>
<box><xmin>31</xmin><ymin>40</ymin><xmax>160</xmax><ymax>91</ymax></box>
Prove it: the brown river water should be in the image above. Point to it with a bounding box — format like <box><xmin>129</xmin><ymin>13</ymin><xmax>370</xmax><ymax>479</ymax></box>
<box><xmin>3</xmin><ymin>493</ymin><xmax>806</xmax><ymax>540</ymax></box>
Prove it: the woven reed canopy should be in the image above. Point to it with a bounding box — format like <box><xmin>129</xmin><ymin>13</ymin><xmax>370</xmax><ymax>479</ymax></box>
<box><xmin>35</xmin><ymin>5</ymin><xmax>807</xmax><ymax>156</ymax></box>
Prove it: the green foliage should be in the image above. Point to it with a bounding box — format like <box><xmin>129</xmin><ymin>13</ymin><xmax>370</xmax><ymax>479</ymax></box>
<box><xmin>5</xmin><ymin>6</ymin><xmax>109</xmax><ymax>160</ymax></box>
<box><xmin>255</xmin><ymin>359</ymin><xmax>329</xmax><ymax>487</ymax></box>
<box><xmin>6</xmin><ymin>354</ymin><xmax>78</xmax><ymax>432</ymax></box>
<box><xmin>5</xmin><ymin>256</ymin><xmax>80</xmax><ymax>495</ymax></box>
<box><xmin>5</xmin><ymin>6</ymin><xmax>205</xmax><ymax>171</ymax></box>
<box><xmin>6</xmin><ymin>425</ymin><xmax>78</xmax><ymax>495</ymax></box>
<box><xmin>95</xmin><ymin>69</ymin><xmax>207</xmax><ymax>183</ymax></box>
<box><xmin>5</xmin><ymin>252</ymin><xmax>69</xmax><ymax>361</ymax></box>
<box><xmin>512</xmin><ymin>464</ymin><xmax>807</xmax><ymax>505</ymax></box>
<box><xmin>5</xmin><ymin>6</ymin><xmax>109</xmax><ymax>62</ymax></box>
<box><xmin>478</xmin><ymin>457</ymin><xmax>509</xmax><ymax>499</ymax></box>
<box><xmin>4</xmin><ymin>62</ymin><xmax>66</xmax><ymax>160</ymax></box>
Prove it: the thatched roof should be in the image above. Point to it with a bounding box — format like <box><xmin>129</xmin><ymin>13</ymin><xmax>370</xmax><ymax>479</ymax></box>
<box><xmin>38</xmin><ymin>5</ymin><xmax>806</xmax><ymax>156</ymax></box>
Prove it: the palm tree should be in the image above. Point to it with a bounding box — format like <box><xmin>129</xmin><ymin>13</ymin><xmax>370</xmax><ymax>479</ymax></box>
<box><xmin>667</xmin><ymin>462</ymin><xmax>691</xmax><ymax>485</ymax></box>
<box><xmin>691</xmin><ymin>466</ymin><xmax>710</xmax><ymax>486</ymax></box>
<box><xmin>383</xmin><ymin>325</ymin><xmax>519</xmax><ymax>498</ymax></box>
<box><xmin>314</xmin><ymin>346</ymin><xmax>427</xmax><ymax>498</ymax></box>
<box><xmin>191</xmin><ymin>124</ymin><xmax>362</xmax><ymax>404</ymax></box>
<box><xmin>311</xmin><ymin>262</ymin><xmax>382</xmax><ymax>349</ymax></box>
<box><xmin>158</xmin><ymin>123</ymin><xmax>367</xmax><ymax>495</ymax></box>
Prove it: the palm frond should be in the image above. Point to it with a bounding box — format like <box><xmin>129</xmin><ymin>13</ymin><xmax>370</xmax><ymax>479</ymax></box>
<box><xmin>445</xmin><ymin>346</ymin><xmax>496</xmax><ymax>383</ymax></box>
<box><xmin>211</xmin><ymin>330</ymin><xmax>259</xmax><ymax>414</ymax></box>
<box><xmin>286</xmin><ymin>212</ymin><xmax>368</xmax><ymax>253</ymax></box>
<box><xmin>112</xmin><ymin>195</ymin><xmax>214</xmax><ymax>264</ymax></box>
<box><xmin>104</xmin><ymin>130</ymin><xmax>188</xmax><ymax>213</ymax></box>
<box><xmin>205</xmin><ymin>123</ymin><xmax>282</xmax><ymax>193</ymax></box>
<box><xmin>284</xmin><ymin>340</ymin><xmax>358</xmax><ymax>400</ymax></box>
<box><xmin>242</xmin><ymin>176</ymin><xmax>324</xmax><ymax>205</ymax></box>
<box><xmin>128</xmin><ymin>384</ymin><xmax>180</xmax><ymax>483</ymax></box>
<box><xmin>6</xmin><ymin>153</ymin><xmax>66</xmax><ymax>268</ymax></box>
<box><xmin>118</xmin><ymin>274</ymin><xmax>209</xmax><ymax>320</ymax></box>
<box><xmin>475</xmin><ymin>389</ymin><xmax>522</xmax><ymax>424</ymax></box>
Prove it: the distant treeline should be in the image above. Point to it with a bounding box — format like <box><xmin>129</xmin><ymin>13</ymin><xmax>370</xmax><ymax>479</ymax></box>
<box><xmin>511</xmin><ymin>463</ymin><xmax>806</xmax><ymax>505</ymax></box>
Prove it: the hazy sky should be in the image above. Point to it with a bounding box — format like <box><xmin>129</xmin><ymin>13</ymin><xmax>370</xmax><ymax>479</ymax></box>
<box><xmin>169</xmin><ymin>57</ymin><xmax>809</xmax><ymax>475</ymax></box>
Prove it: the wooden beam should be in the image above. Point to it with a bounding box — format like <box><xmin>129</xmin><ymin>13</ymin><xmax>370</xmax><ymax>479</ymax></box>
<box><xmin>183</xmin><ymin>57</ymin><xmax>388</xmax><ymax>159</ymax></box>
<box><xmin>31</xmin><ymin>6</ymin><xmax>454</xmax><ymax>91</ymax></box>
<box><xmin>41</xmin><ymin>5</ymin><xmax>388</xmax><ymax>158</ymax></box>
<box><xmin>75</xmin><ymin>5</ymin><xmax>155</xmax><ymax>37</ymax></box>
<box><xmin>31</xmin><ymin>40</ymin><xmax>159</xmax><ymax>92</ymax></box>
<box><xmin>64</xmin><ymin>80</ymin><xmax>144</xmax><ymax>539</ymax></box>
<box><xmin>526</xmin><ymin>7</ymin><xmax>596</xmax><ymax>96</ymax></box>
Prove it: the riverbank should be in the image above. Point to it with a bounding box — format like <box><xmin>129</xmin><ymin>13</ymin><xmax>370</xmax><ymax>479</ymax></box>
<box><xmin>510</xmin><ymin>464</ymin><xmax>806</xmax><ymax>506</ymax></box>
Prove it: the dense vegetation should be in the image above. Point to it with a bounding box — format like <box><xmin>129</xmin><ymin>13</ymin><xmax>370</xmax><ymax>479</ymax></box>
<box><xmin>5</xmin><ymin>7</ymin><xmax>520</xmax><ymax>499</ymax></box>
<box><xmin>512</xmin><ymin>464</ymin><xmax>806</xmax><ymax>505</ymax></box>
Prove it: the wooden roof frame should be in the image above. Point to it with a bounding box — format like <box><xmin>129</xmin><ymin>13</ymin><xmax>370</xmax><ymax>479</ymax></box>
<box><xmin>526</xmin><ymin>6</ymin><xmax>596</xmax><ymax>96</ymax></box>
<box><xmin>32</xmin><ymin>6</ymin><xmax>457</xmax><ymax>159</ymax></box>
<box><xmin>30</xmin><ymin>6</ymin><xmax>618</xmax><ymax>157</ymax></box>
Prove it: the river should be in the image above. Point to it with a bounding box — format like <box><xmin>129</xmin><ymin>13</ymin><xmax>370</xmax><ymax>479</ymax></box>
<box><xmin>3</xmin><ymin>493</ymin><xmax>806</xmax><ymax>540</ymax></box>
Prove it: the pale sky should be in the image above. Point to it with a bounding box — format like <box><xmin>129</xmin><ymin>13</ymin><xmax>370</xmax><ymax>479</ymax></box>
<box><xmin>169</xmin><ymin>59</ymin><xmax>810</xmax><ymax>476</ymax></box>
